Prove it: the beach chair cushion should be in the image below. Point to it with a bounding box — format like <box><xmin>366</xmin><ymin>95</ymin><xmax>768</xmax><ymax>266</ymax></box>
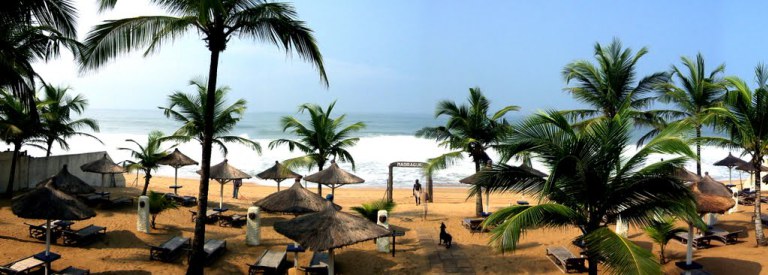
<box><xmin>203</xmin><ymin>239</ymin><xmax>227</xmax><ymax>264</ymax></box>
<box><xmin>461</xmin><ymin>218</ymin><xmax>484</xmax><ymax>233</ymax></box>
<box><xmin>0</xmin><ymin>256</ymin><xmax>45</xmax><ymax>274</ymax></box>
<box><xmin>546</xmin><ymin>246</ymin><xmax>585</xmax><ymax>273</ymax></box>
<box><xmin>247</xmin><ymin>249</ymin><xmax>287</xmax><ymax>275</ymax></box>
<box><xmin>150</xmin><ymin>236</ymin><xmax>190</xmax><ymax>262</ymax></box>
<box><xmin>62</xmin><ymin>225</ymin><xmax>107</xmax><ymax>246</ymax></box>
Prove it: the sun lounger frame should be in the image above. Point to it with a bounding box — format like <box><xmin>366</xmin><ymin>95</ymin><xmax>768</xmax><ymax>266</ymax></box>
<box><xmin>61</xmin><ymin>225</ymin><xmax>106</xmax><ymax>246</ymax></box>
<box><xmin>164</xmin><ymin>193</ymin><xmax>197</xmax><ymax>207</ymax></box>
<box><xmin>150</xmin><ymin>236</ymin><xmax>191</xmax><ymax>262</ymax></box>
<box><xmin>546</xmin><ymin>246</ymin><xmax>586</xmax><ymax>273</ymax></box>
<box><xmin>202</xmin><ymin>239</ymin><xmax>226</xmax><ymax>265</ymax></box>
<box><xmin>673</xmin><ymin>232</ymin><xmax>714</xmax><ymax>249</ymax></box>
<box><xmin>300</xmin><ymin>251</ymin><xmax>329</xmax><ymax>275</ymax></box>
<box><xmin>218</xmin><ymin>214</ymin><xmax>246</xmax><ymax>228</ymax></box>
<box><xmin>461</xmin><ymin>218</ymin><xmax>485</xmax><ymax>234</ymax></box>
<box><xmin>247</xmin><ymin>249</ymin><xmax>288</xmax><ymax>275</ymax></box>
<box><xmin>189</xmin><ymin>209</ymin><xmax>220</xmax><ymax>224</ymax></box>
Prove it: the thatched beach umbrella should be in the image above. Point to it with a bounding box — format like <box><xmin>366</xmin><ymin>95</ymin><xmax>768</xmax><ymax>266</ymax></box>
<box><xmin>256</xmin><ymin>161</ymin><xmax>301</xmax><ymax>191</ymax></box>
<box><xmin>197</xmin><ymin>159</ymin><xmax>251</xmax><ymax>210</ymax></box>
<box><xmin>672</xmin><ymin>168</ymin><xmax>701</xmax><ymax>183</ymax></box>
<box><xmin>274</xmin><ymin>202</ymin><xmax>391</xmax><ymax>275</ymax></box>
<box><xmin>736</xmin><ymin>162</ymin><xmax>768</xmax><ymax>190</ymax></box>
<box><xmin>460</xmin><ymin>164</ymin><xmax>547</xmax><ymax>213</ymax></box>
<box><xmin>680</xmin><ymin>175</ymin><xmax>735</xmax><ymax>269</ymax></box>
<box><xmin>304</xmin><ymin>161</ymin><xmax>364</xmax><ymax>197</ymax></box>
<box><xmin>714</xmin><ymin>153</ymin><xmax>748</xmax><ymax>190</ymax></box>
<box><xmin>37</xmin><ymin>165</ymin><xmax>95</xmax><ymax>195</ymax></box>
<box><xmin>157</xmin><ymin>148</ymin><xmax>198</xmax><ymax>194</ymax></box>
<box><xmin>80</xmin><ymin>153</ymin><xmax>125</xmax><ymax>191</ymax></box>
<box><xmin>254</xmin><ymin>179</ymin><xmax>340</xmax><ymax>215</ymax></box>
<box><xmin>12</xmin><ymin>183</ymin><xmax>96</xmax><ymax>272</ymax></box>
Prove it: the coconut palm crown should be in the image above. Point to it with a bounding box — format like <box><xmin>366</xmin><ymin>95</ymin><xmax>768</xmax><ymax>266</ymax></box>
<box><xmin>0</xmin><ymin>90</ymin><xmax>45</xmax><ymax>197</ymax></box>
<box><xmin>119</xmin><ymin>130</ymin><xmax>171</xmax><ymax>196</ymax></box>
<box><xmin>475</xmin><ymin>110</ymin><xmax>703</xmax><ymax>275</ymax></box>
<box><xmin>159</xmin><ymin>78</ymin><xmax>260</xmax><ymax>157</ymax></box>
<box><xmin>36</xmin><ymin>84</ymin><xmax>101</xmax><ymax>157</ymax></box>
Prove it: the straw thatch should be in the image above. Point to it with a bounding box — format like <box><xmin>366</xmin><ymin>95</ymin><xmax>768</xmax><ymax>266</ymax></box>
<box><xmin>157</xmin><ymin>148</ymin><xmax>198</xmax><ymax>168</ymax></box>
<box><xmin>304</xmin><ymin>161</ymin><xmax>364</xmax><ymax>186</ymax></box>
<box><xmin>713</xmin><ymin>153</ymin><xmax>748</xmax><ymax>168</ymax></box>
<box><xmin>36</xmin><ymin>165</ymin><xmax>95</xmax><ymax>195</ymax></box>
<box><xmin>736</xmin><ymin>162</ymin><xmax>768</xmax><ymax>172</ymax></box>
<box><xmin>197</xmin><ymin>159</ymin><xmax>251</xmax><ymax>180</ymax></box>
<box><xmin>691</xmin><ymin>175</ymin><xmax>735</xmax><ymax>214</ymax></box>
<box><xmin>257</xmin><ymin>161</ymin><xmax>301</xmax><ymax>181</ymax></box>
<box><xmin>672</xmin><ymin>168</ymin><xmax>701</xmax><ymax>183</ymax></box>
<box><xmin>273</xmin><ymin>202</ymin><xmax>391</xmax><ymax>251</ymax></box>
<box><xmin>80</xmin><ymin>153</ymin><xmax>125</xmax><ymax>174</ymax></box>
<box><xmin>12</xmin><ymin>183</ymin><xmax>96</xmax><ymax>220</ymax></box>
<box><xmin>254</xmin><ymin>180</ymin><xmax>341</xmax><ymax>214</ymax></box>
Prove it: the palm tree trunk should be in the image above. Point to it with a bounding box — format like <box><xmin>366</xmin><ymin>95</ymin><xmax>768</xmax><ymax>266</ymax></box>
<box><xmin>188</xmin><ymin>47</ymin><xmax>220</xmax><ymax>275</ymax></box>
<box><xmin>754</xmin><ymin>156</ymin><xmax>766</xmax><ymax>246</ymax></box>
<box><xmin>587</xmin><ymin>257</ymin><xmax>598</xmax><ymax>275</ymax></box>
<box><xmin>151</xmin><ymin>214</ymin><xmax>157</xmax><ymax>229</ymax></box>
<box><xmin>695</xmin><ymin>126</ymin><xmax>701</xmax><ymax>176</ymax></box>
<box><xmin>141</xmin><ymin>170</ymin><xmax>152</xmax><ymax>196</ymax></box>
<box><xmin>475</xmin><ymin>161</ymin><xmax>483</xmax><ymax>217</ymax></box>
<box><xmin>46</xmin><ymin>139</ymin><xmax>53</xmax><ymax>157</ymax></box>
<box><xmin>659</xmin><ymin>244</ymin><xmax>665</xmax><ymax>264</ymax></box>
<box><xmin>317</xmin><ymin>161</ymin><xmax>325</xmax><ymax>196</ymax></box>
<box><xmin>4</xmin><ymin>142</ymin><xmax>21</xmax><ymax>198</ymax></box>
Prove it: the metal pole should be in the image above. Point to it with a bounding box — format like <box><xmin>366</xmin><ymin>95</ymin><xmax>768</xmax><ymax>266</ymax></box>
<box><xmin>686</xmin><ymin>222</ymin><xmax>693</xmax><ymax>265</ymax></box>
<box><xmin>174</xmin><ymin>168</ymin><xmax>179</xmax><ymax>194</ymax></box>
<box><xmin>219</xmin><ymin>181</ymin><xmax>224</xmax><ymax>210</ymax></box>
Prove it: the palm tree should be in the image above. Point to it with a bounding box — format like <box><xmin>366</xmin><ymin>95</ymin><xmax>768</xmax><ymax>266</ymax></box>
<box><xmin>81</xmin><ymin>1</ymin><xmax>326</xmax><ymax>271</ymax></box>
<box><xmin>119</xmin><ymin>131</ymin><xmax>170</xmax><ymax>196</ymax></box>
<box><xmin>148</xmin><ymin>191</ymin><xmax>178</xmax><ymax>229</ymax></box>
<box><xmin>416</xmin><ymin>87</ymin><xmax>519</xmax><ymax>217</ymax></box>
<box><xmin>657</xmin><ymin>53</ymin><xmax>729</xmax><ymax>175</ymax></box>
<box><xmin>0</xmin><ymin>90</ymin><xmax>44</xmax><ymax>197</ymax></box>
<box><xmin>562</xmin><ymin>38</ymin><xmax>669</xmax><ymax>142</ymax></box>
<box><xmin>643</xmin><ymin>217</ymin><xmax>686</xmax><ymax>264</ymax></box>
<box><xmin>159</xmin><ymin>78</ymin><xmax>260</xmax><ymax>157</ymax></box>
<box><xmin>702</xmin><ymin>64</ymin><xmax>768</xmax><ymax>246</ymax></box>
<box><xmin>36</xmin><ymin>84</ymin><xmax>101</xmax><ymax>157</ymax></box>
<box><xmin>351</xmin><ymin>199</ymin><xmax>397</xmax><ymax>222</ymax></box>
<box><xmin>477</xmin><ymin>110</ymin><xmax>702</xmax><ymax>275</ymax></box>
<box><xmin>269</xmin><ymin>102</ymin><xmax>365</xmax><ymax>195</ymax></box>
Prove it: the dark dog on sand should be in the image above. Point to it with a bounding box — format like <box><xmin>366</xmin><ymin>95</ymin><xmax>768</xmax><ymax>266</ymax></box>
<box><xmin>439</xmin><ymin>222</ymin><xmax>452</xmax><ymax>248</ymax></box>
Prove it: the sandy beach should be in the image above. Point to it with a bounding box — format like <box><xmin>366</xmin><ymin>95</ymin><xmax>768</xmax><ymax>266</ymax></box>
<box><xmin>0</xmin><ymin>176</ymin><xmax>766</xmax><ymax>274</ymax></box>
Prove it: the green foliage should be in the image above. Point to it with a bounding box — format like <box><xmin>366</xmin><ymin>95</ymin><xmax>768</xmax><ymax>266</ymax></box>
<box><xmin>478</xmin><ymin>110</ymin><xmax>702</xmax><ymax>275</ymax></box>
<box><xmin>0</xmin><ymin>90</ymin><xmax>46</xmax><ymax>196</ymax></box>
<box><xmin>147</xmin><ymin>191</ymin><xmax>178</xmax><ymax>229</ymax></box>
<box><xmin>159</xmin><ymin>78</ymin><xmax>260</xmax><ymax>157</ymax></box>
<box><xmin>269</xmin><ymin>101</ymin><xmax>365</xmax><ymax>171</ymax></box>
<box><xmin>643</xmin><ymin>217</ymin><xmax>686</xmax><ymax>263</ymax></box>
<box><xmin>351</xmin><ymin>199</ymin><xmax>396</xmax><ymax>222</ymax></box>
<box><xmin>36</xmin><ymin>84</ymin><xmax>101</xmax><ymax>157</ymax></box>
<box><xmin>119</xmin><ymin>131</ymin><xmax>171</xmax><ymax>195</ymax></box>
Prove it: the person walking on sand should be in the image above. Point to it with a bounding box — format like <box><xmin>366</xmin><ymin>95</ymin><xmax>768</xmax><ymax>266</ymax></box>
<box><xmin>232</xmin><ymin>179</ymin><xmax>242</xmax><ymax>199</ymax></box>
<box><xmin>413</xmin><ymin>179</ymin><xmax>422</xmax><ymax>205</ymax></box>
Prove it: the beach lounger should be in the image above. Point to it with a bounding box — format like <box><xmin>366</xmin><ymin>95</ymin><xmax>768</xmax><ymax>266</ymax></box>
<box><xmin>461</xmin><ymin>218</ymin><xmax>485</xmax><ymax>233</ymax></box>
<box><xmin>150</xmin><ymin>236</ymin><xmax>190</xmax><ymax>262</ymax></box>
<box><xmin>705</xmin><ymin>228</ymin><xmax>742</xmax><ymax>245</ymax></box>
<box><xmin>300</xmin><ymin>251</ymin><xmax>329</xmax><ymax>275</ymax></box>
<box><xmin>61</xmin><ymin>225</ymin><xmax>107</xmax><ymax>246</ymax></box>
<box><xmin>189</xmin><ymin>209</ymin><xmax>219</xmax><ymax>223</ymax></box>
<box><xmin>202</xmin><ymin>239</ymin><xmax>226</xmax><ymax>265</ymax></box>
<box><xmin>0</xmin><ymin>255</ymin><xmax>45</xmax><ymax>274</ymax></box>
<box><xmin>24</xmin><ymin>220</ymin><xmax>74</xmax><ymax>242</ymax></box>
<box><xmin>218</xmin><ymin>214</ymin><xmax>246</xmax><ymax>228</ymax></box>
<box><xmin>545</xmin><ymin>246</ymin><xmax>586</xmax><ymax>273</ymax></box>
<box><xmin>101</xmin><ymin>197</ymin><xmax>133</xmax><ymax>209</ymax></box>
<box><xmin>53</xmin><ymin>266</ymin><xmax>90</xmax><ymax>275</ymax></box>
<box><xmin>673</xmin><ymin>232</ymin><xmax>713</xmax><ymax>249</ymax></box>
<box><xmin>164</xmin><ymin>193</ymin><xmax>197</xmax><ymax>207</ymax></box>
<box><xmin>247</xmin><ymin>249</ymin><xmax>287</xmax><ymax>275</ymax></box>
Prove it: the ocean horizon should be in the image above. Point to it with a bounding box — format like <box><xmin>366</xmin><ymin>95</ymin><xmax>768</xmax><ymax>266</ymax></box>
<box><xmin>1</xmin><ymin>109</ymin><xmax>749</xmax><ymax>189</ymax></box>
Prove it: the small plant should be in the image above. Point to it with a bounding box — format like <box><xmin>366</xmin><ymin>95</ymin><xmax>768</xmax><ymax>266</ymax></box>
<box><xmin>351</xmin><ymin>199</ymin><xmax>396</xmax><ymax>222</ymax></box>
<box><xmin>644</xmin><ymin>217</ymin><xmax>687</xmax><ymax>264</ymax></box>
<box><xmin>148</xmin><ymin>191</ymin><xmax>178</xmax><ymax>229</ymax></box>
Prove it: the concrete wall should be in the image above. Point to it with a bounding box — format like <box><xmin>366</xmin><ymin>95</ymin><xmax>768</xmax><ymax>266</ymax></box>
<box><xmin>0</xmin><ymin>151</ymin><xmax>126</xmax><ymax>193</ymax></box>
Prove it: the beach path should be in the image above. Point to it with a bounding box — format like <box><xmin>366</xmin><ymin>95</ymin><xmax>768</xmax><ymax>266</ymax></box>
<box><xmin>417</xmin><ymin>228</ymin><xmax>476</xmax><ymax>274</ymax></box>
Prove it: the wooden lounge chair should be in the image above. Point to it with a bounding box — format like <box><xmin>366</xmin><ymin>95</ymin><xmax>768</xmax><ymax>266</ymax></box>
<box><xmin>247</xmin><ymin>249</ymin><xmax>287</xmax><ymax>275</ymax></box>
<box><xmin>218</xmin><ymin>214</ymin><xmax>246</xmax><ymax>228</ymax></box>
<box><xmin>164</xmin><ymin>193</ymin><xmax>197</xmax><ymax>207</ymax></box>
<box><xmin>202</xmin><ymin>239</ymin><xmax>226</xmax><ymax>265</ymax></box>
<box><xmin>150</xmin><ymin>236</ymin><xmax>190</xmax><ymax>262</ymax></box>
<box><xmin>189</xmin><ymin>209</ymin><xmax>219</xmax><ymax>223</ymax></box>
<box><xmin>100</xmin><ymin>197</ymin><xmax>133</xmax><ymax>209</ymax></box>
<box><xmin>300</xmin><ymin>251</ymin><xmax>329</xmax><ymax>275</ymax></box>
<box><xmin>61</xmin><ymin>225</ymin><xmax>106</xmax><ymax>246</ymax></box>
<box><xmin>0</xmin><ymin>255</ymin><xmax>45</xmax><ymax>274</ymax></box>
<box><xmin>53</xmin><ymin>266</ymin><xmax>90</xmax><ymax>275</ymax></box>
<box><xmin>705</xmin><ymin>228</ymin><xmax>742</xmax><ymax>245</ymax></box>
<box><xmin>24</xmin><ymin>222</ymin><xmax>53</xmax><ymax>242</ymax></box>
<box><xmin>546</xmin><ymin>246</ymin><xmax>586</xmax><ymax>273</ymax></box>
<box><xmin>673</xmin><ymin>232</ymin><xmax>713</xmax><ymax>249</ymax></box>
<box><xmin>461</xmin><ymin>218</ymin><xmax>485</xmax><ymax>234</ymax></box>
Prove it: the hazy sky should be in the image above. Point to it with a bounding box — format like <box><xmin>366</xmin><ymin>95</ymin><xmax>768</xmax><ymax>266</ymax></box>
<box><xmin>33</xmin><ymin>1</ymin><xmax>768</xmax><ymax>115</ymax></box>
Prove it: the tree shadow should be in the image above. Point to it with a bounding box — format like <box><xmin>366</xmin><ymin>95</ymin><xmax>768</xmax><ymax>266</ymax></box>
<box><xmin>696</xmin><ymin>257</ymin><xmax>761</xmax><ymax>274</ymax></box>
<box><xmin>94</xmin><ymin>270</ymin><xmax>152</xmax><ymax>275</ymax></box>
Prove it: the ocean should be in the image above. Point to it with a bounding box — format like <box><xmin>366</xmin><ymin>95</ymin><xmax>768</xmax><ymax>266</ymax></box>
<box><xmin>2</xmin><ymin>109</ymin><xmax>749</xmax><ymax>188</ymax></box>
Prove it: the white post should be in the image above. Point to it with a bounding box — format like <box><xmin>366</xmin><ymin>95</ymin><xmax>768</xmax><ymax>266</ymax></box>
<box><xmin>219</xmin><ymin>182</ymin><xmax>224</xmax><ymax>210</ymax></box>
<box><xmin>485</xmin><ymin>189</ymin><xmax>490</xmax><ymax>214</ymax></box>
<box><xmin>615</xmin><ymin>215</ymin><xmax>628</xmax><ymax>237</ymax></box>
<box><xmin>246</xmin><ymin>206</ymin><xmax>261</xmax><ymax>246</ymax></box>
<box><xmin>686</xmin><ymin>222</ymin><xmax>693</xmax><ymax>265</ymax></box>
<box><xmin>174</xmin><ymin>168</ymin><xmax>179</xmax><ymax>194</ymax></box>
<box><xmin>328</xmin><ymin>249</ymin><xmax>335</xmax><ymax>275</ymax></box>
<box><xmin>137</xmin><ymin>196</ymin><xmax>150</xmax><ymax>233</ymax></box>
<box><xmin>377</xmin><ymin>210</ymin><xmax>390</xmax><ymax>252</ymax></box>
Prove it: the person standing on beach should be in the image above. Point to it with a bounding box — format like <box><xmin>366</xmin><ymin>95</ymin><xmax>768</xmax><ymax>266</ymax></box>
<box><xmin>232</xmin><ymin>179</ymin><xmax>242</xmax><ymax>199</ymax></box>
<box><xmin>413</xmin><ymin>179</ymin><xmax>422</xmax><ymax>205</ymax></box>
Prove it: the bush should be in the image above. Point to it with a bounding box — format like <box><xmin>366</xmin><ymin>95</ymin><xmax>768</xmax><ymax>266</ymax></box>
<box><xmin>351</xmin><ymin>199</ymin><xmax>396</xmax><ymax>222</ymax></box>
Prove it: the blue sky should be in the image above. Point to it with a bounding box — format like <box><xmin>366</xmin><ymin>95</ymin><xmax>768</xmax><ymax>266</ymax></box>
<box><xmin>34</xmin><ymin>1</ymin><xmax>768</xmax><ymax>115</ymax></box>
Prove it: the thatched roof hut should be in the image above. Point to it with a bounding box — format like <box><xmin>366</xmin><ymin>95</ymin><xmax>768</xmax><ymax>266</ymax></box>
<box><xmin>713</xmin><ymin>153</ymin><xmax>748</xmax><ymax>168</ymax></box>
<box><xmin>199</xmin><ymin>159</ymin><xmax>251</xmax><ymax>181</ymax></box>
<box><xmin>672</xmin><ymin>168</ymin><xmax>701</xmax><ymax>184</ymax></box>
<box><xmin>12</xmin><ymin>183</ymin><xmax>96</xmax><ymax>221</ymax></box>
<box><xmin>158</xmin><ymin>148</ymin><xmax>198</xmax><ymax>168</ymax></box>
<box><xmin>256</xmin><ymin>161</ymin><xmax>302</xmax><ymax>191</ymax></box>
<box><xmin>692</xmin><ymin>175</ymin><xmax>735</xmax><ymax>214</ymax></box>
<box><xmin>80</xmin><ymin>153</ymin><xmax>125</xmax><ymax>174</ymax></box>
<box><xmin>37</xmin><ymin>165</ymin><xmax>95</xmax><ymax>195</ymax></box>
<box><xmin>304</xmin><ymin>161</ymin><xmax>364</xmax><ymax>196</ymax></box>
<box><xmin>459</xmin><ymin>164</ymin><xmax>546</xmax><ymax>185</ymax></box>
<box><xmin>736</xmin><ymin>162</ymin><xmax>768</xmax><ymax>172</ymax></box>
<box><xmin>254</xmin><ymin>180</ymin><xmax>340</xmax><ymax>215</ymax></box>
<box><xmin>274</xmin><ymin>202</ymin><xmax>390</xmax><ymax>251</ymax></box>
